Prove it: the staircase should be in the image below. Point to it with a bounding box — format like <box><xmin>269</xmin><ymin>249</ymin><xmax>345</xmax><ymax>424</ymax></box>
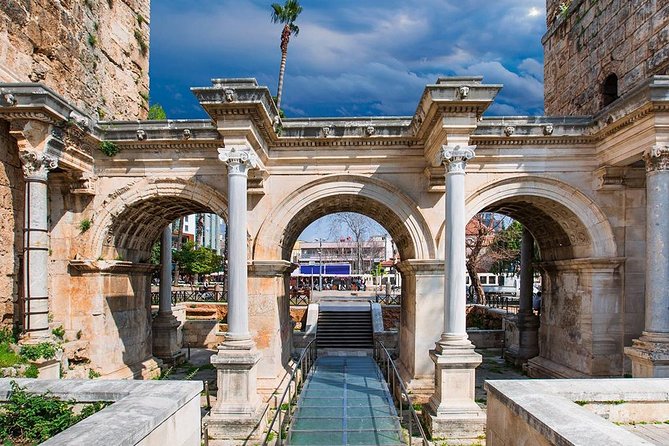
<box><xmin>316</xmin><ymin>306</ymin><xmax>374</xmax><ymax>350</ymax></box>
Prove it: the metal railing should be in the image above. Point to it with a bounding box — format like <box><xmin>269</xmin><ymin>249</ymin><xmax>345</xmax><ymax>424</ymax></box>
<box><xmin>289</xmin><ymin>289</ymin><xmax>311</xmax><ymax>306</ymax></box>
<box><xmin>150</xmin><ymin>290</ymin><xmax>227</xmax><ymax>305</ymax></box>
<box><xmin>485</xmin><ymin>294</ymin><xmax>519</xmax><ymax>313</ymax></box>
<box><xmin>375</xmin><ymin>293</ymin><xmax>401</xmax><ymax>305</ymax></box>
<box><xmin>263</xmin><ymin>339</ymin><xmax>317</xmax><ymax>446</ymax></box>
<box><xmin>374</xmin><ymin>340</ymin><xmax>431</xmax><ymax>446</ymax></box>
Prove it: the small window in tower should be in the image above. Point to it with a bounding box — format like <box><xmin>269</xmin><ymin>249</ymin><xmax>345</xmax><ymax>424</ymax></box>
<box><xmin>602</xmin><ymin>74</ymin><xmax>619</xmax><ymax>107</ymax></box>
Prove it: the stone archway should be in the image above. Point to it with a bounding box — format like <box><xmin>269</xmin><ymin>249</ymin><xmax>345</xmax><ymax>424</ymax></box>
<box><xmin>89</xmin><ymin>177</ymin><xmax>229</xmax><ymax>262</ymax></box>
<box><xmin>253</xmin><ymin>174</ymin><xmax>436</xmax><ymax>262</ymax></box>
<box><xmin>461</xmin><ymin>175</ymin><xmax>622</xmax><ymax>377</ymax></box>
<box><xmin>252</xmin><ymin>174</ymin><xmax>440</xmax><ymax>391</ymax></box>
<box><xmin>61</xmin><ymin>177</ymin><xmax>229</xmax><ymax>379</ymax></box>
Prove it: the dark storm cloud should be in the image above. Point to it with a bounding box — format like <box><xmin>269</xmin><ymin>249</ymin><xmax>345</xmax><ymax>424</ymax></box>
<box><xmin>149</xmin><ymin>0</ymin><xmax>546</xmax><ymax>119</ymax></box>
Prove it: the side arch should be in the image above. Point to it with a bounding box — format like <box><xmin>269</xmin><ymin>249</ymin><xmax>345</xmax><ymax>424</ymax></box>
<box><xmin>88</xmin><ymin>177</ymin><xmax>229</xmax><ymax>262</ymax></box>
<box><xmin>437</xmin><ymin>175</ymin><xmax>617</xmax><ymax>261</ymax></box>
<box><xmin>252</xmin><ymin>174</ymin><xmax>436</xmax><ymax>261</ymax></box>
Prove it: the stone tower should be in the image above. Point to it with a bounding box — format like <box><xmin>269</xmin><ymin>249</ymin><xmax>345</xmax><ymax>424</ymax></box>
<box><xmin>0</xmin><ymin>0</ymin><xmax>151</xmax><ymax>120</ymax></box>
<box><xmin>543</xmin><ymin>0</ymin><xmax>669</xmax><ymax>116</ymax></box>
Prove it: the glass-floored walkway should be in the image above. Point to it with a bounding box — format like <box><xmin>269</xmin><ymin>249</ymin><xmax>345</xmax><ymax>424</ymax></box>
<box><xmin>289</xmin><ymin>356</ymin><xmax>403</xmax><ymax>445</ymax></box>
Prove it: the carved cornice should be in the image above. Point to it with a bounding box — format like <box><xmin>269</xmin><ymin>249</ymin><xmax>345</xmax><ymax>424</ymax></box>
<box><xmin>644</xmin><ymin>144</ymin><xmax>669</xmax><ymax>172</ymax></box>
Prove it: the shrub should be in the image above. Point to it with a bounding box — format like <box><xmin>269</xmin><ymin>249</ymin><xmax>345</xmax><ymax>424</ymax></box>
<box><xmin>0</xmin><ymin>381</ymin><xmax>109</xmax><ymax>444</ymax></box>
<box><xmin>19</xmin><ymin>343</ymin><xmax>57</xmax><ymax>362</ymax></box>
<box><xmin>52</xmin><ymin>326</ymin><xmax>65</xmax><ymax>340</ymax></box>
<box><xmin>78</xmin><ymin>219</ymin><xmax>92</xmax><ymax>233</ymax></box>
<box><xmin>99</xmin><ymin>141</ymin><xmax>119</xmax><ymax>157</ymax></box>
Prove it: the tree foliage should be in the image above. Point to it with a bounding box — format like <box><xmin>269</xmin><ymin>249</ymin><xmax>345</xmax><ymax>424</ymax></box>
<box><xmin>147</xmin><ymin>104</ymin><xmax>167</xmax><ymax>120</ymax></box>
<box><xmin>466</xmin><ymin>214</ymin><xmax>523</xmax><ymax>304</ymax></box>
<box><xmin>329</xmin><ymin>212</ymin><xmax>373</xmax><ymax>274</ymax></box>
<box><xmin>173</xmin><ymin>241</ymin><xmax>224</xmax><ymax>276</ymax></box>
<box><xmin>270</xmin><ymin>0</ymin><xmax>303</xmax><ymax>110</ymax></box>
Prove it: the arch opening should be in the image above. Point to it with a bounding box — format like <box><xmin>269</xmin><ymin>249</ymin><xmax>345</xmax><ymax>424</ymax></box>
<box><xmin>280</xmin><ymin>195</ymin><xmax>415</xmax><ymax>263</ymax></box>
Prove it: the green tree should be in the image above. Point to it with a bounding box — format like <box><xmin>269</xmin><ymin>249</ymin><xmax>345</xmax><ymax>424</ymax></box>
<box><xmin>490</xmin><ymin>220</ymin><xmax>523</xmax><ymax>274</ymax></box>
<box><xmin>148</xmin><ymin>104</ymin><xmax>167</xmax><ymax>120</ymax></box>
<box><xmin>173</xmin><ymin>241</ymin><xmax>224</xmax><ymax>277</ymax></box>
<box><xmin>270</xmin><ymin>0</ymin><xmax>302</xmax><ymax>110</ymax></box>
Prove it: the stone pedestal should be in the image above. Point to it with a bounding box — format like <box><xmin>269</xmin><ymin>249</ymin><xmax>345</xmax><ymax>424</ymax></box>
<box><xmin>424</xmin><ymin>345</ymin><xmax>486</xmax><ymax>443</ymax></box>
<box><xmin>504</xmin><ymin>312</ymin><xmax>539</xmax><ymax>367</ymax></box>
<box><xmin>152</xmin><ymin>313</ymin><xmax>184</xmax><ymax>365</ymax></box>
<box><xmin>205</xmin><ymin>344</ymin><xmax>265</xmax><ymax>443</ymax></box>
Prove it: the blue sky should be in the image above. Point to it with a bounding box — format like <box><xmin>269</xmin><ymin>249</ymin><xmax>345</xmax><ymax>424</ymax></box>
<box><xmin>149</xmin><ymin>0</ymin><xmax>547</xmax><ymax>119</ymax></box>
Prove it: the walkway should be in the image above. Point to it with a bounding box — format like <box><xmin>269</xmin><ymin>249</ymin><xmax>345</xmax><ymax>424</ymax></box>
<box><xmin>289</xmin><ymin>356</ymin><xmax>403</xmax><ymax>445</ymax></box>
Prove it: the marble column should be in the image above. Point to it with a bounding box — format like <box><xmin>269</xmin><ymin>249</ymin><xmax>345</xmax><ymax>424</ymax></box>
<box><xmin>19</xmin><ymin>150</ymin><xmax>57</xmax><ymax>338</ymax></box>
<box><xmin>504</xmin><ymin>227</ymin><xmax>539</xmax><ymax>366</ymax></box>
<box><xmin>424</xmin><ymin>145</ymin><xmax>485</xmax><ymax>442</ymax></box>
<box><xmin>207</xmin><ymin>146</ymin><xmax>264</xmax><ymax>441</ymax></box>
<box><xmin>626</xmin><ymin>144</ymin><xmax>669</xmax><ymax>377</ymax></box>
<box><xmin>152</xmin><ymin>225</ymin><xmax>183</xmax><ymax>364</ymax></box>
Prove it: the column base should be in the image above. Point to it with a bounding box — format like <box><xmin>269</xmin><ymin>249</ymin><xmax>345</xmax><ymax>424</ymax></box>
<box><xmin>152</xmin><ymin>313</ymin><xmax>185</xmax><ymax>365</ymax></box>
<box><xmin>204</xmin><ymin>405</ymin><xmax>266</xmax><ymax>445</ymax></box>
<box><xmin>423</xmin><ymin>404</ymin><xmax>486</xmax><ymax>445</ymax></box>
<box><xmin>625</xmin><ymin>332</ymin><xmax>669</xmax><ymax>377</ymax></box>
<box><xmin>425</xmin><ymin>344</ymin><xmax>485</xmax><ymax>443</ymax></box>
<box><xmin>208</xmin><ymin>341</ymin><xmax>265</xmax><ymax>443</ymax></box>
<box><xmin>504</xmin><ymin>313</ymin><xmax>539</xmax><ymax>367</ymax></box>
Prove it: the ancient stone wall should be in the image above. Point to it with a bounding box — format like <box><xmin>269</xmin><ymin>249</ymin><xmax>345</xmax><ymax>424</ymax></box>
<box><xmin>544</xmin><ymin>0</ymin><xmax>669</xmax><ymax>116</ymax></box>
<box><xmin>0</xmin><ymin>120</ymin><xmax>23</xmax><ymax>325</ymax></box>
<box><xmin>0</xmin><ymin>0</ymin><xmax>150</xmax><ymax>120</ymax></box>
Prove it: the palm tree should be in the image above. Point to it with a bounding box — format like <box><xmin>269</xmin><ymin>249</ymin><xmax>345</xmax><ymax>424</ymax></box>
<box><xmin>271</xmin><ymin>0</ymin><xmax>302</xmax><ymax>110</ymax></box>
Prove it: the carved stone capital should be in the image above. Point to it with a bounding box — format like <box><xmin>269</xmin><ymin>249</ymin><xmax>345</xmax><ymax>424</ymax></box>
<box><xmin>440</xmin><ymin>145</ymin><xmax>476</xmax><ymax>173</ymax></box>
<box><xmin>217</xmin><ymin>146</ymin><xmax>259</xmax><ymax>175</ymax></box>
<box><xmin>645</xmin><ymin>144</ymin><xmax>669</xmax><ymax>172</ymax></box>
<box><xmin>19</xmin><ymin>150</ymin><xmax>58</xmax><ymax>180</ymax></box>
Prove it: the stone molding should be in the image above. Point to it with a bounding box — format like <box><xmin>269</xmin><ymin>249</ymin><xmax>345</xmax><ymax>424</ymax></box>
<box><xmin>644</xmin><ymin>144</ymin><xmax>669</xmax><ymax>172</ymax></box>
<box><xmin>68</xmin><ymin>260</ymin><xmax>157</xmax><ymax>275</ymax></box>
<box><xmin>248</xmin><ymin>260</ymin><xmax>296</xmax><ymax>277</ymax></box>
<box><xmin>537</xmin><ymin>257</ymin><xmax>625</xmax><ymax>273</ymax></box>
<box><xmin>395</xmin><ymin>259</ymin><xmax>443</xmax><ymax>276</ymax></box>
<box><xmin>440</xmin><ymin>144</ymin><xmax>476</xmax><ymax>173</ymax></box>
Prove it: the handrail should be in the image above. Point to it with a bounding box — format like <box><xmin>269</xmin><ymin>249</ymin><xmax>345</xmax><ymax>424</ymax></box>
<box><xmin>263</xmin><ymin>339</ymin><xmax>317</xmax><ymax>445</ymax></box>
<box><xmin>374</xmin><ymin>340</ymin><xmax>431</xmax><ymax>446</ymax></box>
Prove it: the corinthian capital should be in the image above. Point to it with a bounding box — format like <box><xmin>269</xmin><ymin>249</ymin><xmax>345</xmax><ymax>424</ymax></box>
<box><xmin>645</xmin><ymin>144</ymin><xmax>669</xmax><ymax>172</ymax></box>
<box><xmin>217</xmin><ymin>146</ymin><xmax>259</xmax><ymax>175</ymax></box>
<box><xmin>19</xmin><ymin>150</ymin><xmax>58</xmax><ymax>180</ymax></box>
<box><xmin>440</xmin><ymin>145</ymin><xmax>476</xmax><ymax>173</ymax></box>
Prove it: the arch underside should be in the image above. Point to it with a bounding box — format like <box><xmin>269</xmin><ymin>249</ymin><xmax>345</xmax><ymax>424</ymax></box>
<box><xmin>106</xmin><ymin>197</ymin><xmax>217</xmax><ymax>262</ymax></box>
<box><xmin>482</xmin><ymin>196</ymin><xmax>589</xmax><ymax>261</ymax></box>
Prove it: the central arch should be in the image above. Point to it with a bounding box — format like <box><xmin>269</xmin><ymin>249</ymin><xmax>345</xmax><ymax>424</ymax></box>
<box><xmin>253</xmin><ymin>174</ymin><xmax>436</xmax><ymax>262</ymax></box>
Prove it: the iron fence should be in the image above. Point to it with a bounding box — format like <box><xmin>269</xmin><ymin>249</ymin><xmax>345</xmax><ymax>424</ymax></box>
<box><xmin>150</xmin><ymin>290</ymin><xmax>227</xmax><ymax>306</ymax></box>
<box><xmin>485</xmin><ymin>294</ymin><xmax>520</xmax><ymax>313</ymax></box>
<box><xmin>375</xmin><ymin>293</ymin><xmax>401</xmax><ymax>305</ymax></box>
<box><xmin>289</xmin><ymin>289</ymin><xmax>311</xmax><ymax>306</ymax></box>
